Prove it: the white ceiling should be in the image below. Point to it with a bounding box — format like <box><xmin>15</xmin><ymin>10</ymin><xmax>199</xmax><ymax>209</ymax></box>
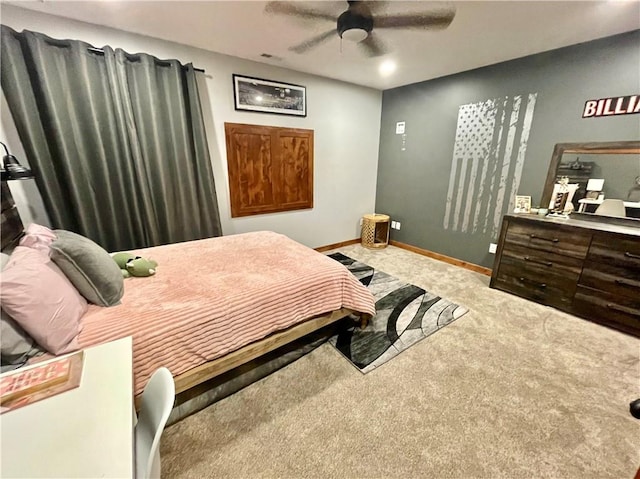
<box><xmin>7</xmin><ymin>0</ymin><xmax>640</xmax><ymax>90</ymax></box>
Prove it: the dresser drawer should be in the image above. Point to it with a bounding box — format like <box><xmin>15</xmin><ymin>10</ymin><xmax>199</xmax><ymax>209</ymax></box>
<box><xmin>494</xmin><ymin>275</ymin><xmax>573</xmax><ymax>309</ymax></box>
<box><xmin>579</xmin><ymin>261</ymin><xmax>640</xmax><ymax>301</ymax></box>
<box><xmin>497</xmin><ymin>243</ymin><xmax>581</xmax><ymax>301</ymax></box>
<box><xmin>574</xmin><ymin>286</ymin><xmax>640</xmax><ymax>334</ymax></box>
<box><xmin>500</xmin><ymin>243</ymin><xmax>584</xmax><ymax>276</ymax></box>
<box><xmin>504</xmin><ymin>221</ymin><xmax>590</xmax><ymax>259</ymax></box>
<box><xmin>587</xmin><ymin>233</ymin><xmax>640</xmax><ymax>268</ymax></box>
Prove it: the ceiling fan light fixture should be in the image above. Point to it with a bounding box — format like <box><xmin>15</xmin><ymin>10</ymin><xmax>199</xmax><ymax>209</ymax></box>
<box><xmin>337</xmin><ymin>8</ymin><xmax>373</xmax><ymax>43</ymax></box>
<box><xmin>341</xmin><ymin>28</ymin><xmax>369</xmax><ymax>42</ymax></box>
<box><xmin>267</xmin><ymin>0</ymin><xmax>456</xmax><ymax>57</ymax></box>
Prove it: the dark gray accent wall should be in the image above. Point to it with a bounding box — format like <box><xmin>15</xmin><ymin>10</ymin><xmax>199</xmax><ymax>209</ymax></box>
<box><xmin>376</xmin><ymin>30</ymin><xmax>640</xmax><ymax>268</ymax></box>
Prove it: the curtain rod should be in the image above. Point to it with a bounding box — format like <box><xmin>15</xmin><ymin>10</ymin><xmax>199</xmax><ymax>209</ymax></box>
<box><xmin>87</xmin><ymin>47</ymin><xmax>205</xmax><ymax>73</ymax></box>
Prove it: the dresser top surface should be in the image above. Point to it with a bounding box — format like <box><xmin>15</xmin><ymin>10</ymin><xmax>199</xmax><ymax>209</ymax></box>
<box><xmin>505</xmin><ymin>214</ymin><xmax>640</xmax><ymax>237</ymax></box>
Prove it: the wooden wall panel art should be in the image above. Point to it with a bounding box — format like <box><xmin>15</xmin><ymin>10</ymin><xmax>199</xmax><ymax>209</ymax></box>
<box><xmin>225</xmin><ymin>123</ymin><xmax>313</xmax><ymax>217</ymax></box>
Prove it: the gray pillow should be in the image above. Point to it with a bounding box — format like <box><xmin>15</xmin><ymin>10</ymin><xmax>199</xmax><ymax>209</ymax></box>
<box><xmin>1</xmin><ymin>252</ymin><xmax>43</xmax><ymax>367</ymax></box>
<box><xmin>50</xmin><ymin>230</ymin><xmax>124</xmax><ymax>307</ymax></box>
<box><xmin>1</xmin><ymin>310</ymin><xmax>42</xmax><ymax>368</ymax></box>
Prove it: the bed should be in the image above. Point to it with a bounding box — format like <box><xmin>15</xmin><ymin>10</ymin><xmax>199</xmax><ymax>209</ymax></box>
<box><xmin>79</xmin><ymin>230</ymin><xmax>375</xmax><ymax>396</ymax></box>
<box><xmin>0</xmin><ymin>182</ymin><xmax>375</xmax><ymax>401</ymax></box>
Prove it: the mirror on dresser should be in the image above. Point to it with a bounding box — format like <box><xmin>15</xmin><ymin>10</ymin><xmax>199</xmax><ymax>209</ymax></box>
<box><xmin>540</xmin><ymin>141</ymin><xmax>640</xmax><ymax>222</ymax></box>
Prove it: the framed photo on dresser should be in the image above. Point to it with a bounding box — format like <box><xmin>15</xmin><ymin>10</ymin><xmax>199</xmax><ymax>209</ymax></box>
<box><xmin>514</xmin><ymin>195</ymin><xmax>531</xmax><ymax>213</ymax></box>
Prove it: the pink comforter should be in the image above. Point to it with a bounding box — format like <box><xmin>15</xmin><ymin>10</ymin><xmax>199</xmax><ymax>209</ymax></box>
<box><xmin>79</xmin><ymin>232</ymin><xmax>375</xmax><ymax>395</ymax></box>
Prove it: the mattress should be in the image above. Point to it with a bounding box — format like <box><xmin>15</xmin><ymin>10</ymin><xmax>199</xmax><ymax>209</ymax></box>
<box><xmin>78</xmin><ymin>231</ymin><xmax>375</xmax><ymax>395</ymax></box>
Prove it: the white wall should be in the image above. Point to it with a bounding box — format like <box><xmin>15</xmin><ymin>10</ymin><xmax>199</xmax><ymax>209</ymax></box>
<box><xmin>0</xmin><ymin>5</ymin><xmax>382</xmax><ymax>248</ymax></box>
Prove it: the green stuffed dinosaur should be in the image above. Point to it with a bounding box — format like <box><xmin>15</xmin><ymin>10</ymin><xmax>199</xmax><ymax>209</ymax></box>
<box><xmin>111</xmin><ymin>252</ymin><xmax>158</xmax><ymax>278</ymax></box>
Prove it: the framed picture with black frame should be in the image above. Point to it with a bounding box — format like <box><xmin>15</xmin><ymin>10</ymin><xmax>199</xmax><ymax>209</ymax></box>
<box><xmin>232</xmin><ymin>74</ymin><xmax>306</xmax><ymax>117</ymax></box>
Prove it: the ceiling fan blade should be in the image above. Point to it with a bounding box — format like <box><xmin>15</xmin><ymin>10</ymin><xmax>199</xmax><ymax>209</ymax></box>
<box><xmin>374</xmin><ymin>8</ymin><xmax>456</xmax><ymax>30</ymax></box>
<box><xmin>289</xmin><ymin>29</ymin><xmax>336</xmax><ymax>54</ymax></box>
<box><xmin>264</xmin><ymin>1</ymin><xmax>336</xmax><ymax>22</ymax></box>
<box><xmin>359</xmin><ymin>33</ymin><xmax>388</xmax><ymax>58</ymax></box>
<box><xmin>346</xmin><ymin>1</ymin><xmax>388</xmax><ymax>20</ymax></box>
<box><xmin>362</xmin><ymin>1</ymin><xmax>388</xmax><ymax>14</ymax></box>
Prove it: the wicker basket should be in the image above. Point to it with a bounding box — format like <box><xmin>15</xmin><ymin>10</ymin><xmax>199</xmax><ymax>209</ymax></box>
<box><xmin>361</xmin><ymin>214</ymin><xmax>390</xmax><ymax>249</ymax></box>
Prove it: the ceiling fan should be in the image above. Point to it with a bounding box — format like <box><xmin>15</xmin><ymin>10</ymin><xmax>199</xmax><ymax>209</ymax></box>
<box><xmin>264</xmin><ymin>1</ymin><xmax>456</xmax><ymax>58</ymax></box>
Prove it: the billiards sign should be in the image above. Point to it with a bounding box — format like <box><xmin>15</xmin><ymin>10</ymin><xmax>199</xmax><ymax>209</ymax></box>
<box><xmin>582</xmin><ymin>94</ymin><xmax>640</xmax><ymax>118</ymax></box>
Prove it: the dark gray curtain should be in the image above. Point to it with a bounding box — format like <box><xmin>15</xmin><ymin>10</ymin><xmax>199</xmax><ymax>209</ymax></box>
<box><xmin>0</xmin><ymin>26</ymin><xmax>222</xmax><ymax>251</ymax></box>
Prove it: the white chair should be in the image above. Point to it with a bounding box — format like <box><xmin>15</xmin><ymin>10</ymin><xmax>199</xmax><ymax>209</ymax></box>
<box><xmin>135</xmin><ymin>367</ymin><xmax>175</xmax><ymax>479</ymax></box>
<box><xmin>594</xmin><ymin>199</ymin><xmax>626</xmax><ymax>218</ymax></box>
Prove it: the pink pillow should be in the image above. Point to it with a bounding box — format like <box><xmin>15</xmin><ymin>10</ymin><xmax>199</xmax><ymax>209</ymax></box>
<box><xmin>0</xmin><ymin>246</ymin><xmax>87</xmax><ymax>354</ymax></box>
<box><xmin>19</xmin><ymin>223</ymin><xmax>56</xmax><ymax>252</ymax></box>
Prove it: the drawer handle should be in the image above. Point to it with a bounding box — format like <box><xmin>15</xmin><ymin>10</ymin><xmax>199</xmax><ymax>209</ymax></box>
<box><xmin>524</xmin><ymin>256</ymin><xmax>553</xmax><ymax>267</ymax></box>
<box><xmin>518</xmin><ymin>277</ymin><xmax>547</xmax><ymax>289</ymax></box>
<box><xmin>530</xmin><ymin>234</ymin><xmax>559</xmax><ymax>243</ymax></box>
<box><xmin>615</xmin><ymin>278</ymin><xmax>640</xmax><ymax>289</ymax></box>
<box><xmin>624</xmin><ymin>251</ymin><xmax>640</xmax><ymax>260</ymax></box>
<box><xmin>606</xmin><ymin>303</ymin><xmax>640</xmax><ymax>318</ymax></box>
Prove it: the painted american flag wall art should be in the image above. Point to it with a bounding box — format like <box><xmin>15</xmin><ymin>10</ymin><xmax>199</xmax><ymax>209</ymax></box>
<box><xmin>443</xmin><ymin>93</ymin><xmax>538</xmax><ymax>238</ymax></box>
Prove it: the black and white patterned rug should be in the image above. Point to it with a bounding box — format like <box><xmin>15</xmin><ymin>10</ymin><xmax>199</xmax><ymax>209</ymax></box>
<box><xmin>328</xmin><ymin>252</ymin><xmax>468</xmax><ymax>373</ymax></box>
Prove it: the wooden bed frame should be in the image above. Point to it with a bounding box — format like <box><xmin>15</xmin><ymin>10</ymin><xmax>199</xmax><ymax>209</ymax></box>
<box><xmin>144</xmin><ymin>306</ymin><xmax>368</xmax><ymax>410</ymax></box>
<box><xmin>173</xmin><ymin>307</ymin><xmax>363</xmax><ymax>395</ymax></box>
<box><xmin>1</xmin><ymin>182</ymin><xmax>370</xmax><ymax>405</ymax></box>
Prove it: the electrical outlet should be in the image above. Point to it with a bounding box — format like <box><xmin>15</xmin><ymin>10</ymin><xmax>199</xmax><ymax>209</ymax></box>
<box><xmin>489</xmin><ymin>243</ymin><xmax>497</xmax><ymax>254</ymax></box>
<box><xmin>396</xmin><ymin>222</ymin><xmax>401</xmax><ymax>230</ymax></box>
<box><xmin>391</xmin><ymin>221</ymin><xmax>397</xmax><ymax>229</ymax></box>
<box><xmin>359</xmin><ymin>218</ymin><xmax>363</xmax><ymax>226</ymax></box>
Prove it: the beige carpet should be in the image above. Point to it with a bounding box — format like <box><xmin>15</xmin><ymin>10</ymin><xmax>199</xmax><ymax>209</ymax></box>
<box><xmin>161</xmin><ymin>244</ymin><xmax>640</xmax><ymax>479</ymax></box>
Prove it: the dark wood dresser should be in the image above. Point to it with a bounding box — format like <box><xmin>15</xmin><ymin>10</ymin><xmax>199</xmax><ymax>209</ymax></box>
<box><xmin>490</xmin><ymin>214</ymin><xmax>640</xmax><ymax>336</ymax></box>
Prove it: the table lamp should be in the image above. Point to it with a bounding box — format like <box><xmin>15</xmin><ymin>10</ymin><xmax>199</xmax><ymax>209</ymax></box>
<box><xmin>585</xmin><ymin>178</ymin><xmax>604</xmax><ymax>200</ymax></box>
<box><xmin>1</xmin><ymin>141</ymin><xmax>34</xmax><ymax>181</ymax></box>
